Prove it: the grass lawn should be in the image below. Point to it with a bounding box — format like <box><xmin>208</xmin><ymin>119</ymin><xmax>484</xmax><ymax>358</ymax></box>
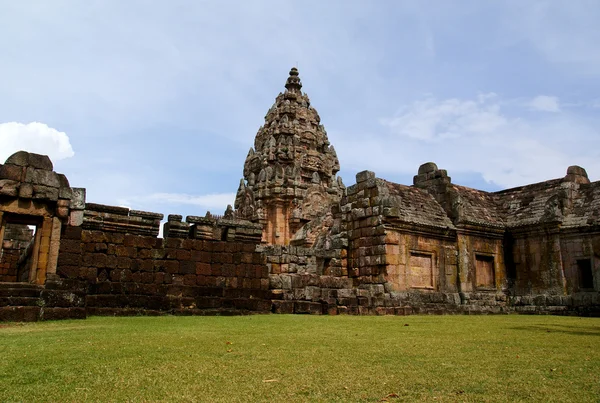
<box><xmin>0</xmin><ymin>315</ymin><xmax>598</xmax><ymax>402</ymax></box>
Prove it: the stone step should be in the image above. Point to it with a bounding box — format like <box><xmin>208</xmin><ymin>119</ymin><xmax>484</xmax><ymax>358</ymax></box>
<box><xmin>0</xmin><ymin>296</ymin><xmax>41</xmax><ymax>307</ymax></box>
<box><xmin>0</xmin><ymin>287</ymin><xmax>42</xmax><ymax>298</ymax></box>
<box><xmin>0</xmin><ymin>282</ymin><xmax>43</xmax><ymax>289</ymax></box>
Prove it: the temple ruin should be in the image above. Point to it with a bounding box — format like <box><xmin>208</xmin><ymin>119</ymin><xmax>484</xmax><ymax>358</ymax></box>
<box><xmin>0</xmin><ymin>68</ymin><xmax>598</xmax><ymax>321</ymax></box>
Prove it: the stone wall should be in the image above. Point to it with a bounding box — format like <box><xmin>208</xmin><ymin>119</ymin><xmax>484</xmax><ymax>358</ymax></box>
<box><xmin>55</xmin><ymin>223</ymin><xmax>271</xmax><ymax>317</ymax></box>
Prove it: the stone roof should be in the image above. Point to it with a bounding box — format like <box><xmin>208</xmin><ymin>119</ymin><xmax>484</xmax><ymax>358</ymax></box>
<box><xmin>450</xmin><ymin>185</ymin><xmax>505</xmax><ymax>228</ymax></box>
<box><xmin>381</xmin><ymin>180</ymin><xmax>455</xmax><ymax>230</ymax></box>
<box><xmin>494</xmin><ymin>178</ymin><xmax>566</xmax><ymax>228</ymax></box>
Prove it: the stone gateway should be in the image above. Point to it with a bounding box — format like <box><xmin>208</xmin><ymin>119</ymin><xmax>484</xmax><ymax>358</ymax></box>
<box><xmin>0</xmin><ymin>69</ymin><xmax>598</xmax><ymax>321</ymax></box>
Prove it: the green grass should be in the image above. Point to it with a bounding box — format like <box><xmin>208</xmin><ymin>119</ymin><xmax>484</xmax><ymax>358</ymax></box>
<box><xmin>0</xmin><ymin>315</ymin><xmax>598</xmax><ymax>402</ymax></box>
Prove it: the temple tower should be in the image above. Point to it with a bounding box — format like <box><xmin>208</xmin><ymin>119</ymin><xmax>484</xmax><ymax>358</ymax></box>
<box><xmin>235</xmin><ymin>67</ymin><xmax>344</xmax><ymax>245</ymax></box>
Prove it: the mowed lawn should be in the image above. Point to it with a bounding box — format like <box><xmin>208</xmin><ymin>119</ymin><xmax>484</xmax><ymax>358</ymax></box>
<box><xmin>0</xmin><ymin>315</ymin><xmax>598</xmax><ymax>402</ymax></box>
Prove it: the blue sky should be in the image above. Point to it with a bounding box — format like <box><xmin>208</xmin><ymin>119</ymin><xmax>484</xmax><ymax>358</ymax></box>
<box><xmin>1</xmin><ymin>0</ymin><xmax>599</xmax><ymax>220</ymax></box>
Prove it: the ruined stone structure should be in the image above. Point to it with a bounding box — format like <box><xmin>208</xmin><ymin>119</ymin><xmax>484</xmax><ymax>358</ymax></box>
<box><xmin>0</xmin><ymin>68</ymin><xmax>598</xmax><ymax>321</ymax></box>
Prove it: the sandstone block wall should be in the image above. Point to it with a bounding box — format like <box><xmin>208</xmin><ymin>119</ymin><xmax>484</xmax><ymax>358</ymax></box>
<box><xmin>55</xmin><ymin>226</ymin><xmax>271</xmax><ymax>316</ymax></box>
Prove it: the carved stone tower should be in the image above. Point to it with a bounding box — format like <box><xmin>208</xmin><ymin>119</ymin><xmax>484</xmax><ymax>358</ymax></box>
<box><xmin>234</xmin><ymin>67</ymin><xmax>344</xmax><ymax>245</ymax></box>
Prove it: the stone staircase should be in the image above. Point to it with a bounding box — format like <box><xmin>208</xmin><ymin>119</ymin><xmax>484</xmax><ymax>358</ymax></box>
<box><xmin>0</xmin><ymin>282</ymin><xmax>43</xmax><ymax>321</ymax></box>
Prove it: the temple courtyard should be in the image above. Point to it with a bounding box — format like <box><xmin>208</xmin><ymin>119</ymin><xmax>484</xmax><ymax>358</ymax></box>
<box><xmin>1</xmin><ymin>315</ymin><xmax>598</xmax><ymax>402</ymax></box>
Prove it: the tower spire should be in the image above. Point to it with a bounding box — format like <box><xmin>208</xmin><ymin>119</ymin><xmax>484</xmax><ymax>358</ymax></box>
<box><xmin>285</xmin><ymin>67</ymin><xmax>302</xmax><ymax>93</ymax></box>
<box><xmin>235</xmin><ymin>67</ymin><xmax>343</xmax><ymax>245</ymax></box>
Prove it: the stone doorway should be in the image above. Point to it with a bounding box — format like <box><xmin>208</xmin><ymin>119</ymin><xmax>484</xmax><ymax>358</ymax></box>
<box><xmin>0</xmin><ymin>215</ymin><xmax>42</xmax><ymax>283</ymax></box>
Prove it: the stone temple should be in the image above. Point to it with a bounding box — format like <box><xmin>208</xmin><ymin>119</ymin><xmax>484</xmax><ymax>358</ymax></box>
<box><xmin>0</xmin><ymin>68</ymin><xmax>598</xmax><ymax>321</ymax></box>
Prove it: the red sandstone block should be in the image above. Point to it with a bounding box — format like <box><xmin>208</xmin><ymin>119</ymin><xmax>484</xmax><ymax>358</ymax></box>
<box><xmin>232</xmin><ymin>253</ymin><xmax>241</xmax><ymax>265</ymax></box>
<box><xmin>110</xmin><ymin>269</ymin><xmax>123</xmax><ymax>281</ymax></box>
<box><xmin>140</xmin><ymin>259</ymin><xmax>154</xmax><ymax>272</ymax></box>
<box><xmin>227</xmin><ymin>277</ymin><xmax>238</xmax><ymax>288</ymax></box>
<box><xmin>196</xmin><ymin>263</ymin><xmax>211</xmax><ymax>276</ymax></box>
<box><xmin>164</xmin><ymin>260</ymin><xmax>179</xmax><ymax>274</ymax></box>
<box><xmin>252</xmin><ymin>254</ymin><xmax>264</xmax><ymax>264</ymax></box>
<box><xmin>165</xmin><ymin>238</ymin><xmax>183</xmax><ymax>249</ymax></box>
<box><xmin>295</xmin><ymin>301</ymin><xmax>322</xmax><ymax>315</ymax></box>
<box><xmin>106</xmin><ymin>244</ymin><xmax>117</xmax><ymax>255</ymax></box>
<box><xmin>177</xmin><ymin>249</ymin><xmax>191</xmax><ymax>261</ymax></box>
<box><xmin>172</xmin><ymin>275</ymin><xmax>184</xmax><ymax>286</ymax></box>
<box><xmin>82</xmin><ymin>230</ymin><xmax>106</xmax><ymax>243</ymax></box>
<box><xmin>116</xmin><ymin>257</ymin><xmax>132</xmax><ymax>269</ymax></box>
<box><xmin>116</xmin><ymin>245</ymin><xmax>136</xmax><ymax>258</ymax></box>
<box><xmin>251</xmin><ymin>278</ymin><xmax>261</xmax><ymax>289</ymax></box>
<box><xmin>196</xmin><ymin>275</ymin><xmax>207</xmax><ymax>286</ymax></box>
<box><xmin>79</xmin><ymin>267</ymin><xmax>98</xmax><ymax>284</ymax></box>
<box><xmin>224</xmin><ymin>243</ymin><xmax>235</xmax><ymax>253</ymax></box>
<box><xmin>191</xmin><ymin>250</ymin><xmax>202</xmax><ymax>261</ymax></box>
<box><xmin>132</xmin><ymin>271</ymin><xmax>142</xmax><ymax>283</ymax></box>
<box><xmin>60</xmin><ymin>239</ymin><xmax>82</xmax><ymax>254</ymax></box>
<box><xmin>181</xmin><ymin>239</ymin><xmax>194</xmax><ymax>250</ymax></box>
<box><xmin>241</xmin><ymin>253</ymin><xmax>253</xmax><ymax>264</ymax></box>
<box><xmin>164</xmin><ymin>248</ymin><xmax>177</xmax><ymax>260</ymax></box>
<box><xmin>183</xmin><ymin>274</ymin><xmax>196</xmax><ymax>286</ymax></box>
<box><xmin>205</xmin><ymin>276</ymin><xmax>217</xmax><ymax>287</ymax></box>
<box><xmin>200</xmin><ymin>240</ymin><xmax>213</xmax><ymax>252</ymax></box>
<box><xmin>211</xmin><ymin>264</ymin><xmax>222</xmax><ymax>276</ymax></box>
<box><xmin>58</xmin><ymin>252</ymin><xmax>81</xmax><ymax>266</ymax></box>
<box><xmin>242</xmin><ymin>243</ymin><xmax>255</xmax><ymax>253</ymax></box>
<box><xmin>83</xmin><ymin>253</ymin><xmax>107</xmax><ymax>268</ymax></box>
<box><xmin>222</xmin><ymin>264</ymin><xmax>235</xmax><ymax>277</ymax></box>
<box><xmin>213</xmin><ymin>242</ymin><xmax>225</xmax><ymax>252</ymax></box>
<box><xmin>221</xmin><ymin>253</ymin><xmax>233</xmax><ymax>264</ymax></box>
<box><xmin>141</xmin><ymin>272</ymin><xmax>154</xmax><ymax>284</ymax></box>
<box><xmin>154</xmin><ymin>272</ymin><xmax>165</xmax><ymax>284</ymax></box>
<box><xmin>108</xmin><ymin>233</ymin><xmax>124</xmax><ymax>244</ymax></box>
<box><xmin>123</xmin><ymin>234</ymin><xmax>136</xmax><ymax>247</ymax></box>
<box><xmin>199</xmin><ymin>252</ymin><xmax>211</xmax><ymax>263</ymax></box>
<box><xmin>180</xmin><ymin>261</ymin><xmax>195</xmax><ymax>275</ymax></box>
<box><xmin>105</xmin><ymin>255</ymin><xmax>118</xmax><ymax>269</ymax></box>
<box><xmin>272</xmin><ymin>300</ymin><xmax>293</xmax><ymax>314</ymax></box>
<box><xmin>57</xmin><ymin>265</ymin><xmax>79</xmax><ymax>279</ymax></box>
<box><xmin>62</xmin><ymin>226</ymin><xmax>82</xmax><ymax>240</ymax></box>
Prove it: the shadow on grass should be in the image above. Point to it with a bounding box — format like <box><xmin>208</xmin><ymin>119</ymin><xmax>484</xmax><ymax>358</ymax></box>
<box><xmin>508</xmin><ymin>324</ymin><xmax>600</xmax><ymax>337</ymax></box>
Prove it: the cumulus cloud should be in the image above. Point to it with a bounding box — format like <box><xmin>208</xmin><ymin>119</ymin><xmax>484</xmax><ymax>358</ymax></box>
<box><xmin>528</xmin><ymin>95</ymin><xmax>560</xmax><ymax>112</ymax></box>
<box><xmin>0</xmin><ymin>122</ymin><xmax>74</xmax><ymax>163</ymax></box>
<box><xmin>338</xmin><ymin>94</ymin><xmax>600</xmax><ymax>189</ymax></box>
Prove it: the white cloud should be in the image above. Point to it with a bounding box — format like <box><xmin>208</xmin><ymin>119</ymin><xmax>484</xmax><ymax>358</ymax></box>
<box><xmin>121</xmin><ymin>192</ymin><xmax>236</xmax><ymax>211</ymax></box>
<box><xmin>528</xmin><ymin>95</ymin><xmax>560</xmax><ymax>112</ymax></box>
<box><xmin>0</xmin><ymin>122</ymin><xmax>74</xmax><ymax>163</ymax></box>
<box><xmin>339</xmin><ymin>94</ymin><xmax>600</xmax><ymax>189</ymax></box>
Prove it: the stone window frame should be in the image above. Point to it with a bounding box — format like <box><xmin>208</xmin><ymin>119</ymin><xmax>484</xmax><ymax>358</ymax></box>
<box><xmin>408</xmin><ymin>250</ymin><xmax>436</xmax><ymax>290</ymax></box>
<box><xmin>474</xmin><ymin>253</ymin><xmax>496</xmax><ymax>291</ymax></box>
<box><xmin>576</xmin><ymin>258</ymin><xmax>594</xmax><ymax>291</ymax></box>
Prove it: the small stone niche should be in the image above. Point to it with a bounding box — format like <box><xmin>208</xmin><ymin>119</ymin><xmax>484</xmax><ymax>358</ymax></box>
<box><xmin>409</xmin><ymin>251</ymin><xmax>434</xmax><ymax>289</ymax></box>
<box><xmin>475</xmin><ymin>254</ymin><xmax>495</xmax><ymax>289</ymax></box>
